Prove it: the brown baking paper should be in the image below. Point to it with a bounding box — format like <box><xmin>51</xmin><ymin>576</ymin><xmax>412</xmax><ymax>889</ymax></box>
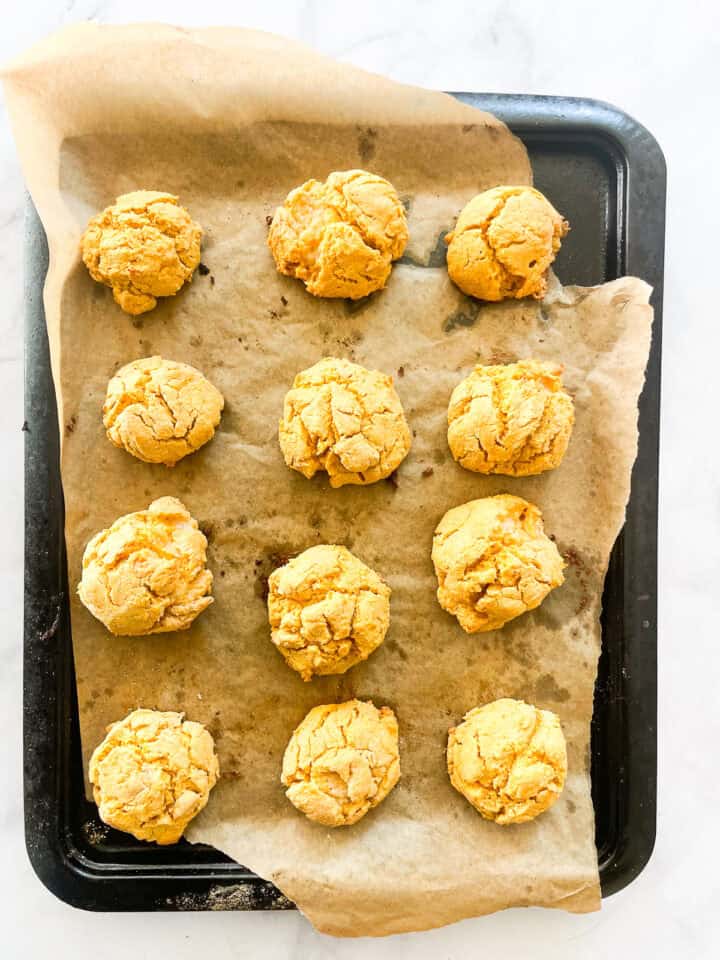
<box><xmin>3</xmin><ymin>24</ymin><xmax>653</xmax><ymax>937</ymax></box>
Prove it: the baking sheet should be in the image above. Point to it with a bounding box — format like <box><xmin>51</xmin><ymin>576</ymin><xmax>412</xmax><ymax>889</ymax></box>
<box><xmin>4</xmin><ymin>24</ymin><xmax>652</xmax><ymax>936</ymax></box>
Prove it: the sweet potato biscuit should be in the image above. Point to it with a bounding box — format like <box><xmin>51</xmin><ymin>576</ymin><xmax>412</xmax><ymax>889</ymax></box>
<box><xmin>78</xmin><ymin>496</ymin><xmax>213</xmax><ymax>636</ymax></box>
<box><xmin>268</xmin><ymin>170</ymin><xmax>408</xmax><ymax>298</ymax></box>
<box><xmin>89</xmin><ymin>708</ymin><xmax>219</xmax><ymax>844</ymax></box>
<box><xmin>431</xmin><ymin>494</ymin><xmax>565</xmax><ymax>632</ymax></box>
<box><xmin>103</xmin><ymin>356</ymin><xmax>224</xmax><ymax>466</ymax></box>
<box><xmin>447</xmin><ymin>359</ymin><xmax>574</xmax><ymax>476</ymax></box>
<box><xmin>445</xmin><ymin>186</ymin><xmax>568</xmax><ymax>301</ymax></box>
<box><xmin>81</xmin><ymin>190</ymin><xmax>202</xmax><ymax>315</ymax></box>
<box><xmin>281</xmin><ymin>700</ymin><xmax>400</xmax><ymax>826</ymax></box>
<box><xmin>268</xmin><ymin>545</ymin><xmax>390</xmax><ymax>681</ymax></box>
<box><xmin>279</xmin><ymin>357</ymin><xmax>411</xmax><ymax>488</ymax></box>
<box><xmin>447</xmin><ymin>698</ymin><xmax>567</xmax><ymax>824</ymax></box>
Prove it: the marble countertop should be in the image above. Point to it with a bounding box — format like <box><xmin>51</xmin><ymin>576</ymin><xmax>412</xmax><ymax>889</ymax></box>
<box><xmin>1</xmin><ymin>1</ymin><xmax>716</xmax><ymax>957</ymax></box>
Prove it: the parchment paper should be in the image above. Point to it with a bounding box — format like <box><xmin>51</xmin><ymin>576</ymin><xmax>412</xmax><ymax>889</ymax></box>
<box><xmin>3</xmin><ymin>24</ymin><xmax>653</xmax><ymax>937</ymax></box>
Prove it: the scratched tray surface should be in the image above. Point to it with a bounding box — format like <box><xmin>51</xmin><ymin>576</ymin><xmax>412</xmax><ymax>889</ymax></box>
<box><xmin>24</xmin><ymin>94</ymin><xmax>664</xmax><ymax>911</ymax></box>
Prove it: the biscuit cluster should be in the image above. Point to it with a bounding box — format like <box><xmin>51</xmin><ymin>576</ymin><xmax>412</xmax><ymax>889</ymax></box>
<box><xmin>80</xmin><ymin>173</ymin><xmax>574</xmax><ymax>840</ymax></box>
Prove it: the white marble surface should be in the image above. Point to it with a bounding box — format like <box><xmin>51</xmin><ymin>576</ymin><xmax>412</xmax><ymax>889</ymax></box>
<box><xmin>1</xmin><ymin>1</ymin><xmax>718</xmax><ymax>956</ymax></box>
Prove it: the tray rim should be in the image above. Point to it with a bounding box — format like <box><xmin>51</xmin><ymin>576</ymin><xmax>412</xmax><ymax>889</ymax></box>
<box><xmin>23</xmin><ymin>92</ymin><xmax>664</xmax><ymax>912</ymax></box>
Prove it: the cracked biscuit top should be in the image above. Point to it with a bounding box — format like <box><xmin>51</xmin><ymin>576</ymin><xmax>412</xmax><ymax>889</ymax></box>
<box><xmin>78</xmin><ymin>496</ymin><xmax>213</xmax><ymax>636</ymax></box>
<box><xmin>432</xmin><ymin>494</ymin><xmax>565</xmax><ymax>633</ymax></box>
<box><xmin>267</xmin><ymin>169</ymin><xmax>408</xmax><ymax>299</ymax></box>
<box><xmin>268</xmin><ymin>545</ymin><xmax>391</xmax><ymax>681</ymax></box>
<box><xmin>81</xmin><ymin>190</ymin><xmax>202</xmax><ymax>315</ymax></box>
<box><xmin>281</xmin><ymin>699</ymin><xmax>400</xmax><ymax>826</ymax></box>
<box><xmin>445</xmin><ymin>186</ymin><xmax>568</xmax><ymax>301</ymax></box>
<box><xmin>89</xmin><ymin>708</ymin><xmax>219</xmax><ymax>844</ymax></box>
<box><xmin>279</xmin><ymin>357</ymin><xmax>411</xmax><ymax>488</ymax></box>
<box><xmin>447</xmin><ymin>698</ymin><xmax>567</xmax><ymax>824</ymax></box>
<box><xmin>447</xmin><ymin>359</ymin><xmax>574</xmax><ymax>476</ymax></box>
<box><xmin>103</xmin><ymin>356</ymin><xmax>224</xmax><ymax>466</ymax></box>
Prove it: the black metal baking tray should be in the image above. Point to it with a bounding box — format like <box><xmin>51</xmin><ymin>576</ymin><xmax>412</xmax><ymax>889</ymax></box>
<box><xmin>24</xmin><ymin>93</ymin><xmax>664</xmax><ymax>911</ymax></box>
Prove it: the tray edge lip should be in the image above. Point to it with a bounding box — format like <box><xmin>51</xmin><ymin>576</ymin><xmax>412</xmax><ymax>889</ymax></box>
<box><xmin>453</xmin><ymin>91</ymin><xmax>667</xmax><ymax>173</ymax></box>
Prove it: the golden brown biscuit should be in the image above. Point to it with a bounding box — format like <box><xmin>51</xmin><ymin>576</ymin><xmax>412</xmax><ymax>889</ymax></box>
<box><xmin>447</xmin><ymin>698</ymin><xmax>567</xmax><ymax>824</ymax></box>
<box><xmin>279</xmin><ymin>357</ymin><xmax>411</xmax><ymax>488</ymax></box>
<box><xmin>78</xmin><ymin>496</ymin><xmax>213</xmax><ymax>636</ymax></box>
<box><xmin>81</xmin><ymin>190</ymin><xmax>202</xmax><ymax>315</ymax></box>
<box><xmin>445</xmin><ymin>186</ymin><xmax>568</xmax><ymax>301</ymax></box>
<box><xmin>281</xmin><ymin>700</ymin><xmax>400</xmax><ymax>826</ymax></box>
<box><xmin>268</xmin><ymin>545</ymin><xmax>390</xmax><ymax>681</ymax></box>
<box><xmin>89</xmin><ymin>708</ymin><xmax>219</xmax><ymax>844</ymax></box>
<box><xmin>447</xmin><ymin>359</ymin><xmax>574</xmax><ymax>476</ymax></box>
<box><xmin>431</xmin><ymin>494</ymin><xmax>564</xmax><ymax>633</ymax></box>
<box><xmin>103</xmin><ymin>356</ymin><xmax>224</xmax><ymax>466</ymax></box>
<box><xmin>267</xmin><ymin>170</ymin><xmax>408</xmax><ymax>298</ymax></box>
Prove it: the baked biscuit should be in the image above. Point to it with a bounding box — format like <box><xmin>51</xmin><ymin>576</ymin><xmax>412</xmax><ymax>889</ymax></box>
<box><xmin>279</xmin><ymin>357</ymin><xmax>411</xmax><ymax>487</ymax></box>
<box><xmin>78</xmin><ymin>497</ymin><xmax>213</xmax><ymax>636</ymax></box>
<box><xmin>268</xmin><ymin>170</ymin><xmax>407</xmax><ymax>298</ymax></box>
<box><xmin>281</xmin><ymin>700</ymin><xmax>400</xmax><ymax>826</ymax></box>
<box><xmin>447</xmin><ymin>359</ymin><xmax>574</xmax><ymax>476</ymax></box>
<box><xmin>447</xmin><ymin>698</ymin><xmax>567</xmax><ymax>824</ymax></box>
<box><xmin>431</xmin><ymin>495</ymin><xmax>564</xmax><ymax>632</ymax></box>
<box><xmin>103</xmin><ymin>356</ymin><xmax>224</xmax><ymax>466</ymax></box>
<box><xmin>89</xmin><ymin>708</ymin><xmax>219</xmax><ymax>844</ymax></box>
<box><xmin>268</xmin><ymin>545</ymin><xmax>390</xmax><ymax>681</ymax></box>
<box><xmin>81</xmin><ymin>190</ymin><xmax>202</xmax><ymax>315</ymax></box>
<box><xmin>445</xmin><ymin>186</ymin><xmax>568</xmax><ymax>301</ymax></box>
